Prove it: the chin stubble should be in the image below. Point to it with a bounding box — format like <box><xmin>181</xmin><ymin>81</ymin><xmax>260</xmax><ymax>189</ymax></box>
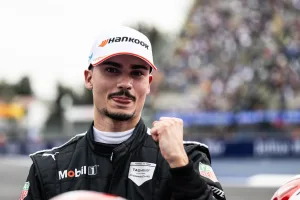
<box><xmin>100</xmin><ymin>108</ymin><xmax>135</xmax><ymax>121</ymax></box>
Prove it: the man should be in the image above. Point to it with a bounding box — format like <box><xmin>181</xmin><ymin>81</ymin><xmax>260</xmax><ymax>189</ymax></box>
<box><xmin>20</xmin><ymin>26</ymin><xmax>226</xmax><ymax>200</ymax></box>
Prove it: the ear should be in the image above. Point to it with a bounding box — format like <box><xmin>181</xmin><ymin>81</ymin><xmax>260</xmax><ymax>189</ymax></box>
<box><xmin>149</xmin><ymin>75</ymin><xmax>153</xmax><ymax>84</ymax></box>
<box><xmin>146</xmin><ymin>75</ymin><xmax>153</xmax><ymax>94</ymax></box>
<box><xmin>84</xmin><ymin>70</ymin><xmax>93</xmax><ymax>90</ymax></box>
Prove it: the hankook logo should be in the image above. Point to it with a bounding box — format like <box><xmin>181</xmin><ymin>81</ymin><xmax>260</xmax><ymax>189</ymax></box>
<box><xmin>99</xmin><ymin>36</ymin><xmax>149</xmax><ymax>49</ymax></box>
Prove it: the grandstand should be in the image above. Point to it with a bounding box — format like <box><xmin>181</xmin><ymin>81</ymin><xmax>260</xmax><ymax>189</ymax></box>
<box><xmin>156</xmin><ymin>0</ymin><xmax>300</xmax><ymax>111</ymax></box>
<box><xmin>153</xmin><ymin>0</ymin><xmax>300</xmax><ymax>141</ymax></box>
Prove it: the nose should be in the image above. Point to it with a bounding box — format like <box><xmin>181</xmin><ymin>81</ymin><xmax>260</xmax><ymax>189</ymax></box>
<box><xmin>117</xmin><ymin>75</ymin><xmax>132</xmax><ymax>90</ymax></box>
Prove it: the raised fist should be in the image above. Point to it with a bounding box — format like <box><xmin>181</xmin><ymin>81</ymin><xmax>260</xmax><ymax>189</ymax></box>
<box><xmin>150</xmin><ymin>117</ymin><xmax>188</xmax><ymax>168</ymax></box>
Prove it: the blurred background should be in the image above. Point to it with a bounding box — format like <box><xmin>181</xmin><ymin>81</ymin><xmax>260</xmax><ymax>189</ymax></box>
<box><xmin>1</xmin><ymin>0</ymin><xmax>300</xmax><ymax>199</ymax></box>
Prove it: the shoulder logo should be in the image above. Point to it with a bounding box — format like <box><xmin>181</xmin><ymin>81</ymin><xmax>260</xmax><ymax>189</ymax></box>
<box><xmin>128</xmin><ymin>162</ymin><xmax>156</xmax><ymax>186</ymax></box>
<box><xmin>19</xmin><ymin>181</ymin><xmax>30</xmax><ymax>200</ymax></box>
<box><xmin>199</xmin><ymin>162</ymin><xmax>218</xmax><ymax>182</ymax></box>
<box><xmin>42</xmin><ymin>152</ymin><xmax>59</xmax><ymax>160</ymax></box>
<box><xmin>29</xmin><ymin>132</ymin><xmax>86</xmax><ymax>157</ymax></box>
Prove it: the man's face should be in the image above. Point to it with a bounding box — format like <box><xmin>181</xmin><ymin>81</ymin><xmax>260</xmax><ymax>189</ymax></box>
<box><xmin>84</xmin><ymin>55</ymin><xmax>152</xmax><ymax>121</ymax></box>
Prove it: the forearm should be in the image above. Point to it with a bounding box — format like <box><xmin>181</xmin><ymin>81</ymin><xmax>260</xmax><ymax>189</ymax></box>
<box><xmin>169</xmin><ymin>160</ymin><xmax>216</xmax><ymax>200</ymax></box>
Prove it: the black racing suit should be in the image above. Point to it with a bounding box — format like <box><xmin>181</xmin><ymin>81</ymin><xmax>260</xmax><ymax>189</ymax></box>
<box><xmin>22</xmin><ymin>119</ymin><xmax>226</xmax><ymax>200</ymax></box>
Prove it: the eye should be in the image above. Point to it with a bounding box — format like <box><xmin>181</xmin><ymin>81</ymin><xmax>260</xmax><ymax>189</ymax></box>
<box><xmin>131</xmin><ymin>70</ymin><xmax>144</xmax><ymax>77</ymax></box>
<box><xmin>106</xmin><ymin>67</ymin><xmax>120</xmax><ymax>74</ymax></box>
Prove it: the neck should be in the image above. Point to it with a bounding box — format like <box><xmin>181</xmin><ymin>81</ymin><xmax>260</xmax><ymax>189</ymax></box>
<box><xmin>94</xmin><ymin>109</ymin><xmax>141</xmax><ymax>132</ymax></box>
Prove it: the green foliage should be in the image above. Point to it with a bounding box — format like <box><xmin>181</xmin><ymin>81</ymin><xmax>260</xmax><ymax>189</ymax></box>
<box><xmin>0</xmin><ymin>76</ymin><xmax>33</xmax><ymax>101</ymax></box>
<box><xmin>14</xmin><ymin>76</ymin><xmax>32</xmax><ymax>96</ymax></box>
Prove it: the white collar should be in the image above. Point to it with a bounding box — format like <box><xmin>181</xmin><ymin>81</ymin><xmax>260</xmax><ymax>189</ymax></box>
<box><xmin>93</xmin><ymin>126</ymin><xmax>134</xmax><ymax>144</ymax></box>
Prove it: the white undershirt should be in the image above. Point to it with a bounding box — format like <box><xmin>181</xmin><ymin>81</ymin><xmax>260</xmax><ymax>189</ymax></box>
<box><xmin>93</xmin><ymin>126</ymin><xmax>134</xmax><ymax>144</ymax></box>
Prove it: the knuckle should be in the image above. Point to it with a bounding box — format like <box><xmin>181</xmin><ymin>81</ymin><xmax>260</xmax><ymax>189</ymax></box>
<box><xmin>166</xmin><ymin>120</ymin><xmax>174</xmax><ymax>126</ymax></box>
<box><xmin>173</xmin><ymin>118</ymin><xmax>183</xmax><ymax>125</ymax></box>
<box><xmin>178</xmin><ymin>118</ymin><xmax>183</xmax><ymax>125</ymax></box>
<box><xmin>161</xmin><ymin>123</ymin><xmax>169</xmax><ymax>129</ymax></box>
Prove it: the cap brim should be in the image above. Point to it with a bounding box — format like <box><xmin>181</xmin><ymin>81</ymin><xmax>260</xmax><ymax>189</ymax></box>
<box><xmin>91</xmin><ymin>52</ymin><xmax>157</xmax><ymax>71</ymax></box>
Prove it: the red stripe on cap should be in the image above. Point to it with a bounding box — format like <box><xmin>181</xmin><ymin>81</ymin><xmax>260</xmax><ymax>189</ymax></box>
<box><xmin>92</xmin><ymin>52</ymin><xmax>157</xmax><ymax>70</ymax></box>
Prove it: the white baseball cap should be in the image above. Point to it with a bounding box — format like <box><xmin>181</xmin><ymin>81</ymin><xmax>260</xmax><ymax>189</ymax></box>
<box><xmin>87</xmin><ymin>26</ymin><xmax>157</xmax><ymax>72</ymax></box>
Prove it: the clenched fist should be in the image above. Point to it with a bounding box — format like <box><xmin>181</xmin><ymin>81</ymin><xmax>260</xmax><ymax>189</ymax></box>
<box><xmin>150</xmin><ymin>117</ymin><xmax>189</xmax><ymax>168</ymax></box>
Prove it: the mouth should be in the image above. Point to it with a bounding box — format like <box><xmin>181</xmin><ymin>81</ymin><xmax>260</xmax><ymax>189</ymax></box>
<box><xmin>111</xmin><ymin>96</ymin><xmax>133</xmax><ymax>104</ymax></box>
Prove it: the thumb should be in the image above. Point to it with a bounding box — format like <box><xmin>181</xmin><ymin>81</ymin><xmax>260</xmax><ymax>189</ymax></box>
<box><xmin>150</xmin><ymin>127</ymin><xmax>159</xmax><ymax>142</ymax></box>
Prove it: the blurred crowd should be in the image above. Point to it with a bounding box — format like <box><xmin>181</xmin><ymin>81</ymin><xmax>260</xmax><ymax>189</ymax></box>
<box><xmin>159</xmin><ymin>0</ymin><xmax>300</xmax><ymax>112</ymax></box>
<box><xmin>2</xmin><ymin>0</ymin><xmax>300</xmax><ymax>143</ymax></box>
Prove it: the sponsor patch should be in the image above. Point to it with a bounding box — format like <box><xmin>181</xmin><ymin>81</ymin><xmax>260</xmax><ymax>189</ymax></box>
<box><xmin>128</xmin><ymin>162</ymin><xmax>156</xmax><ymax>186</ymax></box>
<box><xmin>58</xmin><ymin>165</ymin><xmax>99</xmax><ymax>180</ymax></box>
<box><xmin>19</xmin><ymin>181</ymin><xmax>30</xmax><ymax>200</ymax></box>
<box><xmin>199</xmin><ymin>163</ymin><xmax>218</xmax><ymax>182</ymax></box>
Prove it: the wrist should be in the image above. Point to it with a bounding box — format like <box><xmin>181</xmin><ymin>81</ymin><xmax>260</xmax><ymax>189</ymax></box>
<box><xmin>169</xmin><ymin>154</ymin><xmax>189</xmax><ymax>168</ymax></box>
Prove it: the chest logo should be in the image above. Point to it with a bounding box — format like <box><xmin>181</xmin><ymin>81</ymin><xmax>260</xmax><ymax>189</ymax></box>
<box><xmin>128</xmin><ymin>162</ymin><xmax>156</xmax><ymax>186</ymax></box>
<box><xmin>58</xmin><ymin>165</ymin><xmax>99</xmax><ymax>180</ymax></box>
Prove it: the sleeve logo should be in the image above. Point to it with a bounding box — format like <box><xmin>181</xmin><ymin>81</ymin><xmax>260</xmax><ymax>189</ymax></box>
<box><xmin>19</xmin><ymin>181</ymin><xmax>30</xmax><ymax>200</ymax></box>
<box><xmin>199</xmin><ymin>163</ymin><xmax>218</xmax><ymax>182</ymax></box>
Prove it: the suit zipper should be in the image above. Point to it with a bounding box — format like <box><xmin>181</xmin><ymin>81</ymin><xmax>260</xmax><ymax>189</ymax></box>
<box><xmin>110</xmin><ymin>152</ymin><xmax>113</xmax><ymax>162</ymax></box>
<box><xmin>108</xmin><ymin>152</ymin><xmax>119</xmax><ymax>193</ymax></box>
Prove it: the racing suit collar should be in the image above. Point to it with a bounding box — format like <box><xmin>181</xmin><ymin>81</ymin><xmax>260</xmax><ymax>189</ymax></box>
<box><xmin>86</xmin><ymin>119</ymin><xmax>148</xmax><ymax>163</ymax></box>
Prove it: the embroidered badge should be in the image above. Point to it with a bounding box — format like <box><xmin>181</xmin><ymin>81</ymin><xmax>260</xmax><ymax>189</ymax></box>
<box><xmin>199</xmin><ymin>163</ymin><xmax>218</xmax><ymax>182</ymax></box>
<box><xmin>128</xmin><ymin>162</ymin><xmax>156</xmax><ymax>186</ymax></box>
<box><xmin>20</xmin><ymin>181</ymin><xmax>30</xmax><ymax>200</ymax></box>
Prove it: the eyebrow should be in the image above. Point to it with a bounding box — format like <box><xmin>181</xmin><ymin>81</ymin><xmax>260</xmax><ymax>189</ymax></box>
<box><xmin>131</xmin><ymin>65</ymin><xmax>149</xmax><ymax>71</ymax></box>
<box><xmin>101</xmin><ymin>61</ymin><xmax>149</xmax><ymax>71</ymax></box>
<box><xmin>101</xmin><ymin>61</ymin><xmax>122</xmax><ymax>68</ymax></box>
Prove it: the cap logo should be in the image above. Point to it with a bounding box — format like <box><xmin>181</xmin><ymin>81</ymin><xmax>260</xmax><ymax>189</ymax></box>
<box><xmin>99</xmin><ymin>39</ymin><xmax>109</xmax><ymax>47</ymax></box>
<box><xmin>98</xmin><ymin>36</ymin><xmax>149</xmax><ymax>49</ymax></box>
